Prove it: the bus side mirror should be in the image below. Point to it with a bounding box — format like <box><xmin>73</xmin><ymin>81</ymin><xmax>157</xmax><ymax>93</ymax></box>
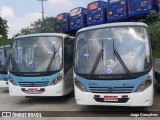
<box><xmin>150</xmin><ymin>33</ymin><xmax>156</xmax><ymax>50</ymax></box>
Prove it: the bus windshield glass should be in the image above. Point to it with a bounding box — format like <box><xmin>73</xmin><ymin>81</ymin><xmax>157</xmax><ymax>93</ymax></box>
<box><xmin>11</xmin><ymin>36</ymin><xmax>62</xmax><ymax>73</ymax></box>
<box><xmin>75</xmin><ymin>26</ymin><xmax>151</xmax><ymax>75</ymax></box>
<box><xmin>0</xmin><ymin>47</ymin><xmax>10</xmax><ymax>72</ymax></box>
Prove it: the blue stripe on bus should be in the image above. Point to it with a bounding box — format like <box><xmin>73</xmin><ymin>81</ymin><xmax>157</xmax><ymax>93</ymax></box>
<box><xmin>75</xmin><ymin>74</ymin><xmax>149</xmax><ymax>93</ymax></box>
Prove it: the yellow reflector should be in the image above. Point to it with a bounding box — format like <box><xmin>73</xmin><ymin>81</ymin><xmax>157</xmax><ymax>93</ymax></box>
<box><xmin>98</xmin><ymin>8</ymin><xmax>101</xmax><ymax>11</ymax></box>
<box><xmin>121</xmin><ymin>1</ymin><xmax>125</xmax><ymax>4</ymax></box>
<box><xmin>109</xmin><ymin>12</ymin><xmax>112</xmax><ymax>15</ymax></box>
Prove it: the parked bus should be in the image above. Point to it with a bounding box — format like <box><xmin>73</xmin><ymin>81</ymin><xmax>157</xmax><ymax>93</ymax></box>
<box><xmin>128</xmin><ymin>0</ymin><xmax>155</xmax><ymax>18</ymax></box>
<box><xmin>70</xmin><ymin>7</ymin><xmax>87</xmax><ymax>31</ymax></box>
<box><xmin>56</xmin><ymin>13</ymin><xmax>70</xmax><ymax>33</ymax></box>
<box><xmin>9</xmin><ymin>33</ymin><xmax>74</xmax><ymax>96</ymax></box>
<box><xmin>155</xmin><ymin>0</ymin><xmax>160</xmax><ymax>11</ymax></box>
<box><xmin>0</xmin><ymin>45</ymin><xmax>10</xmax><ymax>87</ymax></box>
<box><xmin>107</xmin><ymin>0</ymin><xmax>128</xmax><ymax>22</ymax></box>
<box><xmin>87</xmin><ymin>0</ymin><xmax>107</xmax><ymax>26</ymax></box>
<box><xmin>74</xmin><ymin>22</ymin><xmax>153</xmax><ymax>106</ymax></box>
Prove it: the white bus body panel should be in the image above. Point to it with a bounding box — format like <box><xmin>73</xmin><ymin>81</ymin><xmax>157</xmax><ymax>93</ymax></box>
<box><xmin>9</xmin><ymin>80</ymin><xmax>73</xmax><ymax>96</ymax></box>
<box><xmin>0</xmin><ymin>80</ymin><xmax>8</xmax><ymax>87</ymax></box>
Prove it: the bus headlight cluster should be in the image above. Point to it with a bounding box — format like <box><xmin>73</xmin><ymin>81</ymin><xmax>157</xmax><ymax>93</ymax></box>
<box><xmin>51</xmin><ymin>75</ymin><xmax>62</xmax><ymax>85</ymax></box>
<box><xmin>8</xmin><ymin>77</ymin><xmax>17</xmax><ymax>85</ymax></box>
<box><xmin>75</xmin><ymin>80</ymin><xmax>87</xmax><ymax>92</ymax></box>
<box><xmin>136</xmin><ymin>77</ymin><xmax>152</xmax><ymax>92</ymax></box>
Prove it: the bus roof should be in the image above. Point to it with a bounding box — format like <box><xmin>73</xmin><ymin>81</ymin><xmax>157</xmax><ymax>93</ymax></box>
<box><xmin>77</xmin><ymin>22</ymin><xmax>148</xmax><ymax>33</ymax></box>
<box><xmin>70</xmin><ymin>7</ymin><xmax>86</xmax><ymax>12</ymax></box>
<box><xmin>15</xmin><ymin>33</ymin><xmax>69</xmax><ymax>39</ymax></box>
<box><xmin>88</xmin><ymin>0</ymin><xmax>106</xmax><ymax>5</ymax></box>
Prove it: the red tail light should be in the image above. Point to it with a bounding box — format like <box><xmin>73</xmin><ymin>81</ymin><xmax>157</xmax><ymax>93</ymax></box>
<box><xmin>124</xmin><ymin>5</ymin><xmax>126</xmax><ymax>14</ymax></box>
<box><xmin>148</xmin><ymin>0</ymin><xmax>151</xmax><ymax>7</ymax></box>
<box><xmin>128</xmin><ymin>4</ymin><xmax>131</xmax><ymax>13</ymax></box>
<box><xmin>80</xmin><ymin>19</ymin><xmax>83</xmax><ymax>24</ymax></box>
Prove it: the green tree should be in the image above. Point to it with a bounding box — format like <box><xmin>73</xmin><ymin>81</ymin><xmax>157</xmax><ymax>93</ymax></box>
<box><xmin>0</xmin><ymin>17</ymin><xmax>8</xmax><ymax>39</ymax></box>
<box><xmin>146</xmin><ymin>11</ymin><xmax>160</xmax><ymax>58</ymax></box>
<box><xmin>0</xmin><ymin>17</ymin><xmax>10</xmax><ymax>46</ymax></box>
<box><xmin>13</xmin><ymin>17</ymin><xmax>62</xmax><ymax>39</ymax></box>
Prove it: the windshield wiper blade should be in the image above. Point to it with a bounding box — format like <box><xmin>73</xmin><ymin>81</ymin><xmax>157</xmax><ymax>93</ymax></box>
<box><xmin>114</xmin><ymin>49</ymin><xmax>131</xmax><ymax>77</ymax></box>
<box><xmin>89</xmin><ymin>49</ymin><xmax>104</xmax><ymax>78</ymax></box>
<box><xmin>46</xmin><ymin>45</ymin><xmax>55</xmax><ymax>74</ymax></box>
<box><xmin>89</xmin><ymin>40</ymin><xmax>104</xmax><ymax>78</ymax></box>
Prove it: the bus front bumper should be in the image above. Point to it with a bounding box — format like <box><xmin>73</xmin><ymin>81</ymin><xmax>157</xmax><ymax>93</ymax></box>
<box><xmin>9</xmin><ymin>80</ymin><xmax>65</xmax><ymax>96</ymax></box>
<box><xmin>0</xmin><ymin>80</ymin><xmax>8</xmax><ymax>87</ymax></box>
<box><xmin>74</xmin><ymin>85</ymin><xmax>154</xmax><ymax>107</ymax></box>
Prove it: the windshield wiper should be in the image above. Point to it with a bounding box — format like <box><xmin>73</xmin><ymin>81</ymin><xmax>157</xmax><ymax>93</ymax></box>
<box><xmin>114</xmin><ymin>49</ymin><xmax>131</xmax><ymax>77</ymax></box>
<box><xmin>89</xmin><ymin>40</ymin><xmax>104</xmax><ymax>78</ymax></box>
<box><xmin>112</xmin><ymin>39</ymin><xmax>131</xmax><ymax>77</ymax></box>
<box><xmin>46</xmin><ymin>45</ymin><xmax>55</xmax><ymax>73</ymax></box>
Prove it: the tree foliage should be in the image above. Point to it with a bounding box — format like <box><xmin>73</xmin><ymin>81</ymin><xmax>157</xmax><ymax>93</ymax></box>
<box><xmin>12</xmin><ymin>17</ymin><xmax>62</xmax><ymax>39</ymax></box>
<box><xmin>145</xmin><ymin>11</ymin><xmax>160</xmax><ymax>58</ymax></box>
<box><xmin>0</xmin><ymin>17</ymin><xmax>8</xmax><ymax>39</ymax></box>
<box><xmin>0</xmin><ymin>17</ymin><xmax>10</xmax><ymax>47</ymax></box>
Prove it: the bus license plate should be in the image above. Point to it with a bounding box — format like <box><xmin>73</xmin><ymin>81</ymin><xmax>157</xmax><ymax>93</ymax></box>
<box><xmin>28</xmin><ymin>88</ymin><xmax>38</xmax><ymax>94</ymax></box>
<box><xmin>104</xmin><ymin>96</ymin><xmax>118</xmax><ymax>101</ymax></box>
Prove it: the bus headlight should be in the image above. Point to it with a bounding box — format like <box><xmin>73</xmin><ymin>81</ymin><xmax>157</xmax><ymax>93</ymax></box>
<box><xmin>8</xmin><ymin>77</ymin><xmax>17</xmax><ymax>85</ymax></box>
<box><xmin>51</xmin><ymin>76</ymin><xmax>62</xmax><ymax>85</ymax></box>
<box><xmin>75</xmin><ymin>80</ymin><xmax>87</xmax><ymax>92</ymax></box>
<box><xmin>136</xmin><ymin>77</ymin><xmax>152</xmax><ymax>92</ymax></box>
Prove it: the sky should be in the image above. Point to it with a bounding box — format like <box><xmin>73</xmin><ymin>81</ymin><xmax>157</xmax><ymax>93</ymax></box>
<box><xmin>0</xmin><ymin>0</ymin><xmax>108</xmax><ymax>38</ymax></box>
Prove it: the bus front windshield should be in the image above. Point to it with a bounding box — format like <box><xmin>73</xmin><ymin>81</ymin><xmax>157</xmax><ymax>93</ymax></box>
<box><xmin>0</xmin><ymin>47</ymin><xmax>10</xmax><ymax>72</ymax></box>
<box><xmin>75</xmin><ymin>26</ymin><xmax>151</xmax><ymax>77</ymax></box>
<box><xmin>11</xmin><ymin>36</ymin><xmax>62</xmax><ymax>74</ymax></box>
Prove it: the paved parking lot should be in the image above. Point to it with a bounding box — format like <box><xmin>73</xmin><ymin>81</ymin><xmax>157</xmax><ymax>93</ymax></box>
<box><xmin>0</xmin><ymin>87</ymin><xmax>160</xmax><ymax>118</ymax></box>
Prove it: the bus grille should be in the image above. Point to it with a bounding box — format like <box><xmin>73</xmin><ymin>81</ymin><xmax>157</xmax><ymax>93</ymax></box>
<box><xmin>18</xmin><ymin>81</ymin><xmax>49</xmax><ymax>87</ymax></box>
<box><xmin>89</xmin><ymin>86</ymin><xmax>134</xmax><ymax>93</ymax></box>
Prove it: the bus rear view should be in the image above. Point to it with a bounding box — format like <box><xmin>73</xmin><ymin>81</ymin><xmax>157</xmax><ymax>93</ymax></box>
<box><xmin>107</xmin><ymin>0</ymin><xmax>128</xmax><ymax>22</ymax></box>
<box><xmin>74</xmin><ymin>22</ymin><xmax>153</xmax><ymax>106</ymax></box>
<box><xmin>0</xmin><ymin>45</ymin><xmax>10</xmax><ymax>87</ymax></box>
<box><xmin>128</xmin><ymin>0</ymin><xmax>155</xmax><ymax>17</ymax></box>
<box><xmin>70</xmin><ymin>7</ymin><xmax>87</xmax><ymax>31</ymax></box>
<box><xmin>87</xmin><ymin>1</ymin><xmax>107</xmax><ymax>26</ymax></box>
<box><xmin>56</xmin><ymin>13</ymin><xmax>70</xmax><ymax>33</ymax></box>
<box><xmin>9</xmin><ymin>33</ymin><xmax>74</xmax><ymax>96</ymax></box>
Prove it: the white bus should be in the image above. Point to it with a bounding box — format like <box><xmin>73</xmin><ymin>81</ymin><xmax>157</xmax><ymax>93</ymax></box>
<box><xmin>0</xmin><ymin>45</ymin><xmax>10</xmax><ymax>87</ymax></box>
<box><xmin>9</xmin><ymin>33</ymin><xmax>74</xmax><ymax>96</ymax></box>
<box><xmin>74</xmin><ymin>22</ymin><xmax>154</xmax><ymax>106</ymax></box>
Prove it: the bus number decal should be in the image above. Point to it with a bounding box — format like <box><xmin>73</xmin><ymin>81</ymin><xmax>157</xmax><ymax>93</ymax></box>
<box><xmin>70</xmin><ymin>8</ymin><xmax>81</xmax><ymax>16</ymax></box>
